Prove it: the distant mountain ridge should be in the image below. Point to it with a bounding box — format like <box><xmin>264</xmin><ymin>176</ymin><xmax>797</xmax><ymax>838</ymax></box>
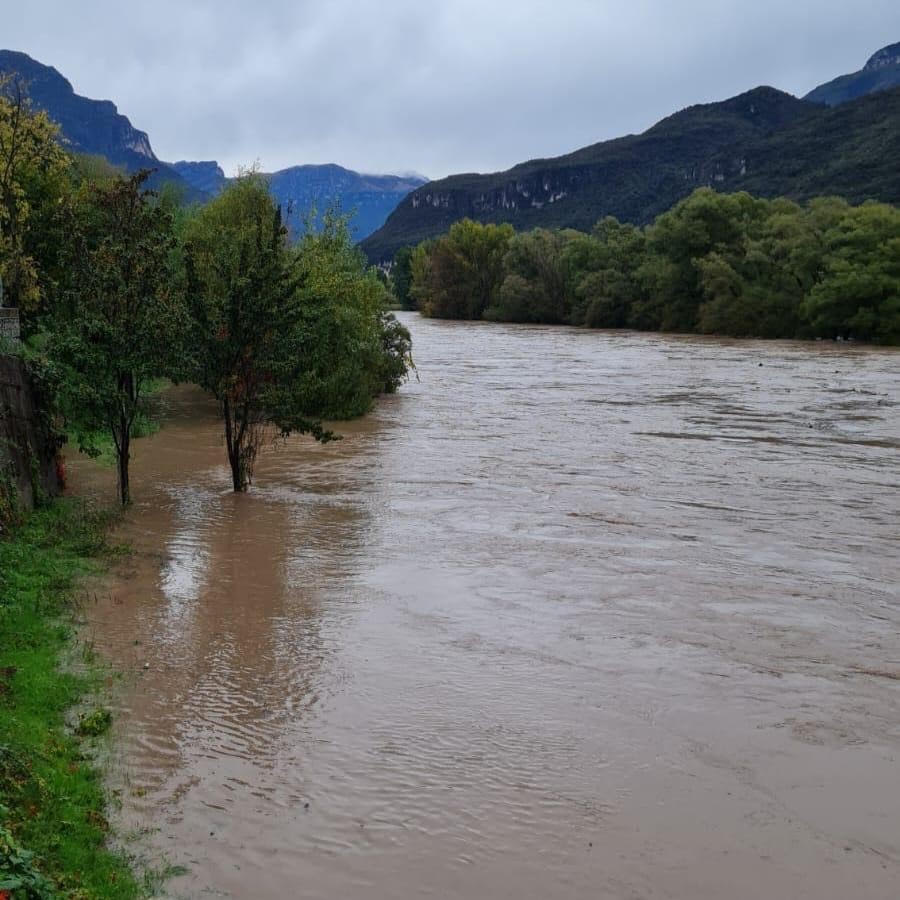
<box><xmin>171</xmin><ymin>160</ymin><xmax>226</xmax><ymax>196</ymax></box>
<box><xmin>805</xmin><ymin>42</ymin><xmax>900</xmax><ymax>106</ymax></box>
<box><xmin>362</xmin><ymin>42</ymin><xmax>900</xmax><ymax>261</ymax></box>
<box><xmin>4</xmin><ymin>43</ymin><xmax>898</xmax><ymax>258</ymax></box>
<box><xmin>265</xmin><ymin>165</ymin><xmax>426</xmax><ymax>240</ymax></box>
<box><xmin>170</xmin><ymin>160</ymin><xmax>426</xmax><ymax>241</ymax></box>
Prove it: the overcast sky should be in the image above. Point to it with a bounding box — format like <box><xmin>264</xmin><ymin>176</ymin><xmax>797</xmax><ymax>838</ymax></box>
<box><xmin>6</xmin><ymin>1</ymin><xmax>899</xmax><ymax>179</ymax></box>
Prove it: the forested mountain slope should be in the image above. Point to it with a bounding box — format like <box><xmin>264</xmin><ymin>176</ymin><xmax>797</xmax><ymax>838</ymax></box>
<box><xmin>362</xmin><ymin>84</ymin><xmax>900</xmax><ymax>262</ymax></box>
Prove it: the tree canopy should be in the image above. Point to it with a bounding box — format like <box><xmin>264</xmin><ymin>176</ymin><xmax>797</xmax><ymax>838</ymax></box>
<box><xmin>409</xmin><ymin>189</ymin><xmax>900</xmax><ymax>344</ymax></box>
<box><xmin>50</xmin><ymin>171</ymin><xmax>182</xmax><ymax>504</ymax></box>
<box><xmin>0</xmin><ymin>79</ymin><xmax>69</xmax><ymax>312</ymax></box>
<box><xmin>0</xmin><ymin>96</ymin><xmax>413</xmax><ymax>507</ymax></box>
<box><xmin>184</xmin><ymin>173</ymin><xmax>412</xmax><ymax>491</ymax></box>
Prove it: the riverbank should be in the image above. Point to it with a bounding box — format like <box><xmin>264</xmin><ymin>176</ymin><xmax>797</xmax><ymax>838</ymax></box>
<box><xmin>0</xmin><ymin>499</ymin><xmax>141</xmax><ymax>898</ymax></box>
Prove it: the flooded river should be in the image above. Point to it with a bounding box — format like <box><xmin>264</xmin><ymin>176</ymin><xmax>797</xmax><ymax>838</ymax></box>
<box><xmin>77</xmin><ymin>314</ymin><xmax>900</xmax><ymax>899</ymax></box>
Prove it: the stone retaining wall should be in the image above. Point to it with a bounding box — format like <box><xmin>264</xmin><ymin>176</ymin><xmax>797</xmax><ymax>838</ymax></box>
<box><xmin>0</xmin><ymin>354</ymin><xmax>61</xmax><ymax>519</ymax></box>
<box><xmin>0</xmin><ymin>308</ymin><xmax>21</xmax><ymax>341</ymax></box>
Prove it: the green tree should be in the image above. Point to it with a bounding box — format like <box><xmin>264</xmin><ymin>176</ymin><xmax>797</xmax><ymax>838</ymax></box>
<box><xmin>635</xmin><ymin>189</ymin><xmax>766</xmax><ymax>332</ymax></box>
<box><xmin>490</xmin><ymin>228</ymin><xmax>573</xmax><ymax>323</ymax></box>
<box><xmin>404</xmin><ymin>189</ymin><xmax>899</xmax><ymax>344</ymax></box>
<box><xmin>51</xmin><ymin>171</ymin><xmax>181</xmax><ymax>505</ymax></box>
<box><xmin>565</xmin><ymin>219</ymin><xmax>646</xmax><ymax>328</ymax></box>
<box><xmin>184</xmin><ymin>174</ymin><xmax>411</xmax><ymax>491</ymax></box>
<box><xmin>289</xmin><ymin>212</ymin><xmax>411</xmax><ymax>418</ymax></box>
<box><xmin>0</xmin><ymin>79</ymin><xmax>69</xmax><ymax>313</ymax></box>
<box><xmin>800</xmin><ymin>201</ymin><xmax>900</xmax><ymax>343</ymax></box>
<box><xmin>184</xmin><ymin>172</ymin><xmax>312</xmax><ymax>491</ymax></box>
<box><xmin>412</xmin><ymin>219</ymin><xmax>513</xmax><ymax>319</ymax></box>
<box><xmin>408</xmin><ymin>241</ymin><xmax>433</xmax><ymax>312</ymax></box>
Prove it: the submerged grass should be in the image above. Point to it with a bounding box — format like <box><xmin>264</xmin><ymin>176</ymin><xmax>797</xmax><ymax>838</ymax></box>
<box><xmin>0</xmin><ymin>499</ymin><xmax>140</xmax><ymax>898</ymax></box>
<box><xmin>70</xmin><ymin>378</ymin><xmax>170</xmax><ymax>468</ymax></box>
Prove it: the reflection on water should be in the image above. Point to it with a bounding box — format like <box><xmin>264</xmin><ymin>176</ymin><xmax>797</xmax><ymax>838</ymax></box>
<box><xmin>78</xmin><ymin>316</ymin><xmax>900</xmax><ymax>899</ymax></box>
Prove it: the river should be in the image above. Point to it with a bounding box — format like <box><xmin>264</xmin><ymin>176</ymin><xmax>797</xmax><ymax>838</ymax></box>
<box><xmin>76</xmin><ymin>313</ymin><xmax>900</xmax><ymax>899</ymax></box>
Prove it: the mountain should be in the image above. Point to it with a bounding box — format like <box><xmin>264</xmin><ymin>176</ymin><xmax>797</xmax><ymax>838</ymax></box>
<box><xmin>360</xmin><ymin>87</ymin><xmax>819</xmax><ymax>261</ymax></box>
<box><xmin>705</xmin><ymin>86</ymin><xmax>900</xmax><ymax>202</ymax></box>
<box><xmin>266</xmin><ymin>165</ymin><xmax>426</xmax><ymax>241</ymax></box>
<box><xmin>0</xmin><ymin>50</ymin><xmax>204</xmax><ymax>201</ymax></box>
<box><xmin>361</xmin><ymin>83</ymin><xmax>900</xmax><ymax>262</ymax></box>
<box><xmin>171</xmin><ymin>160</ymin><xmax>426</xmax><ymax>242</ymax></box>
<box><xmin>171</xmin><ymin>160</ymin><xmax>227</xmax><ymax>196</ymax></box>
<box><xmin>805</xmin><ymin>42</ymin><xmax>900</xmax><ymax>106</ymax></box>
<box><xmin>0</xmin><ymin>50</ymin><xmax>423</xmax><ymax>236</ymax></box>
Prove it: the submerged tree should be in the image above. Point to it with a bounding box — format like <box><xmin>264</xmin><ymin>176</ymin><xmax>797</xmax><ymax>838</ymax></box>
<box><xmin>52</xmin><ymin>171</ymin><xmax>181</xmax><ymax>505</ymax></box>
<box><xmin>184</xmin><ymin>172</ymin><xmax>410</xmax><ymax>492</ymax></box>
<box><xmin>184</xmin><ymin>173</ymin><xmax>308</xmax><ymax>490</ymax></box>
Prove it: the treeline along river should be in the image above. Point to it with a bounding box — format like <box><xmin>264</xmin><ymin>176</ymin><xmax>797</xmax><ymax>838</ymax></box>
<box><xmin>77</xmin><ymin>313</ymin><xmax>900</xmax><ymax>899</ymax></box>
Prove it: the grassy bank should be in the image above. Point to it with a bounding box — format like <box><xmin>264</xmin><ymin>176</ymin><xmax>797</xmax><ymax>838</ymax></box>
<box><xmin>0</xmin><ymin>500</ymin><xmax>140</xmax><ymax>899</ymax></box>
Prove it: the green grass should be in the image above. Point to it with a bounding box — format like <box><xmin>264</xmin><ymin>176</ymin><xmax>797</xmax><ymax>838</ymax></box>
<box><xmin>0</xmin><ymin>499</ymin><xmax>141</xmax><ymax>899</ymax></box>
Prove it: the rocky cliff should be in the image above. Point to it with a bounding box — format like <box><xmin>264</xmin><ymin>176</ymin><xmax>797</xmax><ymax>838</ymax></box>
<box><xmin>1</xmin><ymin>50</ymin><xmax>422</xmax><ymax>235</ymax></box>
<box><xmin>0</xmin><ymin>50</ymin><xmax>204</xmax><ymax>200</ymax></box>
<box><xmin>804</xmin><ymin>41</ymin><xmax>900</xmax><ymax>106</ymax></box>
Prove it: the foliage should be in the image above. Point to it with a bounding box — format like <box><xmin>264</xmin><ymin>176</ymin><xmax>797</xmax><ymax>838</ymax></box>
<box><xmin>487</xmin><ymin>228</ymin><xmax>574</xmax><ymax>323</ymax></box>
<box><xmin>288</xmin><ymin>212</ymin><xmax>407</xmax><ymax>418</ymax></box>
<box><xmin>48</xmin><ymin>171</ymin><xmax>183</xmax><ymax>505</ymax></box>
<box><xmin>567</xmin><ymin>219</ymin><xmax>646</xmax><ymax>328</ymax></box>
<box><xmin>410</xmin><ymin>219</ymin><xmax>513</xmax><ymax>319</ymax></box>
<box><xmin>800</xmin><ymin>201</ymin><xmax>900</xmax><ymax>343</ymax></box>
<box><xmin>0</xmin><ymin>454</ymin><xmax>19</xmax><ymax>534</ymax></box>
<box><xmin>75</xmin><ymin>708</ymin><xmax>112</xmax><ymax>737</ymax></box>
<box><xmin>0</xmin><ymin>500</ymin><xmax>140</xmax><ymax>899</ymax></box>
<box><xmin>184</xmin><ymin>174</ymin><xmax>411</xmax><ymax>491</ymax></box>
<box><xmin>377</xmin><ymin>312</ymin><xmax>414</xmax><ymax>394</ymax></box>
<box><xmin>411</xmin><ymin>188</ymin><xmax>900</xmax><ymax>344</ymax></box>
<box><xmin>184</xmin><ymin>171</ymin><xmax>305</xmax><ymax>490</ymax></box>
<box><xmin>0</xmin><ymin>79</ymin><xmax>69</xmax><ymax>313</ymax></box>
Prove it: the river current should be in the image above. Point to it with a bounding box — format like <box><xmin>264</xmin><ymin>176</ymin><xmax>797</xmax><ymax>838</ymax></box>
<box><xmin>77</xmin><ymin>314</ymin><xmax>900</xmax><ymax>899</ymax></box>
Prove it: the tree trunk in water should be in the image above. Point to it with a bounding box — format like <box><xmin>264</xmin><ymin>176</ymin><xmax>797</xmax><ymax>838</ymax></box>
<box><xmin>117</xmin><ymin>423</ymin><xmax>131</xmax><ymax>506</ymax></box>
<box><xmin>115</xmin><ymin>372</ymin><xmax>134</xmax><ymax>506</ymax></box>
<box><xmin>223</xmin><ymin>395</ymin><xmax>246</xmax><ymax>492</ymax></box>
<box><xmin>230</xmin><ymin>453</ymin><xmax>244</xmax><ymax>492</ymax></box>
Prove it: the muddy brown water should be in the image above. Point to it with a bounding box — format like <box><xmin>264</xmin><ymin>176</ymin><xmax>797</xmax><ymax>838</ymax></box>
<box><xmin>74</xmin><ymin>314</ymin><xmax>900</xmax><ymax>899</ymax></box>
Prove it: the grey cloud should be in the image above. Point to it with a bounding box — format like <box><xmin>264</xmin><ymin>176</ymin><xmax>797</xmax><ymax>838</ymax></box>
<box><xmin>6</xmin><ymin>0</ymin><xmax>899</xmax><ymax>178</ymax></box>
